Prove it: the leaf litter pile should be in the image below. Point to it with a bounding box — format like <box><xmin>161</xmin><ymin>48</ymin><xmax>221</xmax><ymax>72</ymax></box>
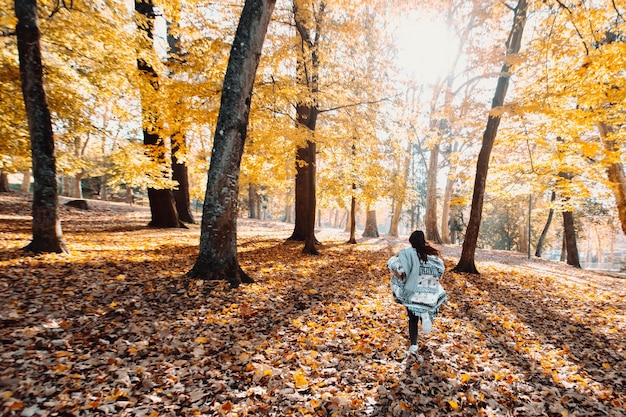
<box><xmin>1</xmin><ymin>193</ymin><xmax>625</xmax><ymax>417</ymax></box>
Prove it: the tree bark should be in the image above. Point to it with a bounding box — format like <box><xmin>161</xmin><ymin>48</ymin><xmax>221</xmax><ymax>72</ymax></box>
<box><xmin>362</xmin><ymin>207</ymin><xmax>379</xmax><ymax>238</ymax></box>
<box><xmin>389</xmin><ymin>198</ymin><xmax>402</xmax><ymax>237</ymax></box>
<box><xmin>425</xmin><ymin>142</ymin><xmax>441</xmax><ymax>243</ymax></box>
<box><xmin>518</xmin><ymin>200</ymin><xmax>528</xmax><ymax>254</ymax></box>
<box><xmin>0</xmin><ymin>171</ymin><xmax>9</xmax><ymax>192</ymax></box>
<box><xmin>167</xmin><ymin>17</ymin><xmax>195</xmax><ymax>225</ymax></box>
<box><xmin>289</xmin><ymin>135</ymin><xmax>319</xmax><ymax>253</ymax></box>
<box><xmin>535</xmin><ymin>191</ymin><xmax>555</xmax><ymax>257</ymax></box>
<box><xmin>454</xmin><ymin>0</ymin><xmax>527</xmax><ymax>273</ymax></box>
<box><xmin>21</xmin><ymin>170</ymin><xmax>30</xmax><ymax>192</ymax></box>
<box><xmin>347</xmin><ymin>192</ymin><xmax>357</xmax><ymax>244</ymax></box>
<box><xmin>172</xmin><ymin>136</ymin><xmax>195</xmax><ymax>224</ymax></box>
<box><xmin>441</xmin><ymin>172</ymin><xmax>454</xmax><ymax>244</ymax></box>
<box><xmin>248</xmin><ymin>183</ymin><xmax>259</xmax><ymax>219</ymax></box>
<box><xmin>289</xmin><ymin>119</ymin><xmax>315</xmax><ymax>241</ymax></box>
<box><xmin>597</xmin><ymin>122</ymin><xmax>626</xmax><ymax>234</ymax></box>
<box><xmin>389</xmin><ymin>141</ymin><xmax>412</xmax><ymax>237</ymax></box>
<box><xmin>15</xmin><ymin>0</ymin><xmax>67</xmax><ymax>253</ymax></box>
<box><xmin>187</xmin><ymin>0</ymin><xmax>275</xmax><ymax>287</ymax></box>
<box><xmin>562</xmin><ymin>210</ymin><xmax>581</xmax><ymax>268</ymax></box>
<box><xmin>135</xmin><ymin>0</ymin><xmax>182</xmax><ymax>229</ymax></box>
<box><xmin>70</xmin><ymin>173</ymin><xmax>83</xmax><ymax>198</ymax></box>
<box><xmin>287</xmin><ymin>1</ymin><xmax>323</xmax><ymax>254</ymax></box>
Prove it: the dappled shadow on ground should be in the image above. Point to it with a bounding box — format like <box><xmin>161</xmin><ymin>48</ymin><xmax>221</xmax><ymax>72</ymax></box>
<box><xmin>1</xmin><ymin>195</ymin><xmax>625</xmax><ymax>416</ymax></box>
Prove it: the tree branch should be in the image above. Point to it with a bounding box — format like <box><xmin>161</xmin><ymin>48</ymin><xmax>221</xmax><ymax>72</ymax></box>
<box><xmin>555</xmin><ymin>0</ymin><xmax>589</xmax><ymax>54</ymax></box>
<box><xmin>612</xmin><ymin>0</ymin><xmax>625</xmax><ymax>23</ymax></box>
<box><xmin>318</xmin><ymin>95</ymin><xmax>395</xmax><ymax>114</ymax></box>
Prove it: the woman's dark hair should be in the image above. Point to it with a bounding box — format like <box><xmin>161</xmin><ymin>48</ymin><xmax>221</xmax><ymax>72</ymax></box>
<box><xmin>409</xmin><ymin>230</ymin><xmax>440</xmax><ymax>262</ymax></box>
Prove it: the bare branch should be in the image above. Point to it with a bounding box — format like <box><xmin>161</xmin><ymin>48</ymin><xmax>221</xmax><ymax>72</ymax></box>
<box><xmin>555</xmin><ymin>0</ymin><xmax>589</xmax><ymax>54</ymax></box>
<box><xmin>318</xmin><ymin>95</ymin><xmax>396</xmax><ymax>114</ymax></box>
<box><xmin>612</xmin><ymin>0</ymin><xmax>625</xmax><ymax>23</ymax></box>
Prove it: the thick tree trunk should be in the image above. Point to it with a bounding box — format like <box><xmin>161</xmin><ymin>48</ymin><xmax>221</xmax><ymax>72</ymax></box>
<box><xmin>135</xmin><ymin>0</ymin><xmax>182</xmax><ymax>229</ymax></box>
<box><xmin>288</xmin><ymin>1</ymin><xmax>323</xmax><ymax>254</ymax></box>
<box><xmin>147</xmin><ymin>188</ymin><xmax>182</xmax><ymax>228</ymax></box>
<box><xmin>0</xmin><ymin>171</ymin><xmax>9</xmax><ymax>192</ymax></box>
<box><xmin>562</xmin><ymin>210</ymin><xmax>581</xmax><ymax>268</ymax></box>
<box><xmin>289</xmin><ymin>130</ymin><xmax>314</xmax><ymax>239</ymax></box>
<box><xmin>187</xmin><ymin>0</ymin><xmax>275</xmax><ymax>287</ymax></box>
<box><xmin>597</xmin><ymin>122</ymin><xmax>626</xmax><ymax>234</ymax></box>
<box><xmin>289</xmin><ymin>112</ymin><xmax>319</xmax><ymax>253</ymax></box>
<box><xmin>425</xmin><ymin>143</ymin><xmax>441</xmax><ymax>243</ymax></box>
<box><xmin>70</xmin><ymin>173</ymin><xmax>83</xmax><ymax>199</ymax></box>
<box><xmin>535</xmin><ymin>191</ymin><xmax>555</xmax><ymax>257</ymax></box>
<box><xmin>167</xmin><ymin>19</ymin><xmax>195</xmax><ymax>226</ymax></box>
<box><xmin>455</xmin><ymin>0</ymin><xmax>527</xmax><ymax>273</ymax></box>
<box><xmin>362</xmin><ymin>207</ymin><xmax>379</xmax><ymax>238</ymax></box>
<box><xmin>15</xmin><ymin>0</ymin><xmax>67</xmax><ymax>253</ymax></box>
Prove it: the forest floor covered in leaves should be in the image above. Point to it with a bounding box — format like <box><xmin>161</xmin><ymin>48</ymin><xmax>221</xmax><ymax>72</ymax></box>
<box><xmin>1</xmin><ymin>192</ymin><xmax>625</xmax><ymax>417</ymax></box>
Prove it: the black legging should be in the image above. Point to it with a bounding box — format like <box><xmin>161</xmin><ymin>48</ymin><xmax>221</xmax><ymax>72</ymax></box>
<box><xmin>407</xmin><ymin>308</ymin><xmax>420</xmax><ymax>345</ymax></box>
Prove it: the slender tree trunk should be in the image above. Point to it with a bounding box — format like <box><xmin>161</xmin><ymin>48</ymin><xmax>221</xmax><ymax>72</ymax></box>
<box><xmin>61</xmin><ymin>176</ymin><xmax>69</xmax><ymax>196</ymax></box>
<box><xmin>535</xmin><ymin>191</ymin><xmax>555</xmax><ymax>257</ymax></box>
<box><xmin>518</xmin><ymin>201</ymin><xmax>528</xmax><ymax>253</ymax></box>
<box><xmin>562</xmin><ymin>210</ymin><xmax>581</xmax><ymax>268</ymax></box>
<box><xmin>21</xmin><ymin>170</ymin><xmax>30</xmax><ymax>192</ymax></box>
<box><xmin>348</xmin><ymin>192</ymin><xmax>357</xmax><ymax>244</ymax></box>
<box><xmin>425</xmin><ymin>142</ymin><xmax>441</xmax><ymax>243</ymax></box>
<box><xmin>99</xmin><ymin>176</ymin><xmax>108</xmax><ymax>201</ymax></box>
<box><xmin>389</xmin><ymin>141</ymin><xmax>412</xmax><ymax>237</ymax></box>
<box><xmin>135</xmin><ymin>0</ymin><xmax>182</xmax><ymax>229</ymax></box>
<box><xmin>428</xmin><ymin>9</ymin><xmax>473</xmax><ymax>244</ymax></box>
<box><xmin>248</xmin><ymin>183</ymin><xmax>259</xmax><ymax>219</ymax></box>
<box><xmin>126</xmin><ymin>187</ymin><xmax>133</xmax><ymax>205</ymax></box>
<box><xmin>455</xmin><ymin>0</ymin><xmax>527</xmax><ymax>273</ymax></box>
<box><xmin>441</xmin><ymin>173</ymin><xmax>454</xmax><ymax>244</ymax></box>
<box><xmin>187</xmin><ymin>0</ymin><xmax>275</xmax><ymax>287</ymax></box>
<box><xmin>332</xmin><ymin>209</ymin><xmax>340</xmax><ymax>228</ymax></box>
<box><xmin>284</xmin><ymin>200</ymin><xmax>293</xmax><ymax>223</ymax></box>
<box><xmin>389</xmin><ymin>198</ymin><xmax>402</xmax><ymax>237</ymax></box>
<box><xmin>16</xmin><ymin>0</ymin><xmax>67</xmax><ymax>253</ymax></box>
<box><xmin>362</xmin><ymin>206</ymin><xmax>379</xmax><ymax>238</ymax></box>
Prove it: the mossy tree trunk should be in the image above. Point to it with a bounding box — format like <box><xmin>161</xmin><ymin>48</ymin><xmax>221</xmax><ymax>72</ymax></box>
<box><xmin>188</xmin><ymin>0</ymin><xmax>276</xmax><ymax>287</ymax></box>
<box><xmin>15</xmin><ymin>0</ymin><xmax>67</xmax><ymax>254</ymax></box>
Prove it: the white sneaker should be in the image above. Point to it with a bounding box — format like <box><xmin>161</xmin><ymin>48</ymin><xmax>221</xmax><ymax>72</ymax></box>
<box><xmin>421</xmin><ymin>314</ymin><xmax>432</xmax><ymax>334</ymax></box>
<box><xmin>407</xmin><ymin>345</ymin><xmax>423</xmax><ymax>362</ymax></box>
